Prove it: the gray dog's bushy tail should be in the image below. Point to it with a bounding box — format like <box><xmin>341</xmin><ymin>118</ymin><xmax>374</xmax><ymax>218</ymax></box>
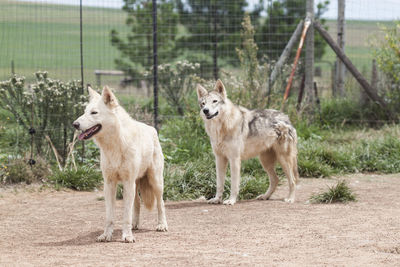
<box><xmin>137</xmin><ymin>176</ymin><xmax>155</xmax><ymax>210</ymax></box>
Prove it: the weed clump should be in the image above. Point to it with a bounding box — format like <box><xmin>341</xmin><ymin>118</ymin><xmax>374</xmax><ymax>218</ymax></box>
<box><xmin>310</xmin><ymin>180</ymin><xmax>356</xmax><ymax>204</ymax></box>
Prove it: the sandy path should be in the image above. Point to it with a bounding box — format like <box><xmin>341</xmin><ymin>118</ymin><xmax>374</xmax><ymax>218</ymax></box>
<box><xmin>0</xmin><ymin>173</ymin><xmax>399</xmax><ymax>266</ymax></box>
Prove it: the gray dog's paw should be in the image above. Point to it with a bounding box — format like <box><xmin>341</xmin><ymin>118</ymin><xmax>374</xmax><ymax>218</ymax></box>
<box><xmin>156</xmin><ymin>223</ymin><xmax>168</xmax><ymax>232</ymax></box>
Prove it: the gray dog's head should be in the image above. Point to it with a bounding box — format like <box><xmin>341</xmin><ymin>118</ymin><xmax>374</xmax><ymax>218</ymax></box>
<box><xmin>196</xmin><ymin>79</ymin><xmax>227</xmax><ymax>120</ymax></box>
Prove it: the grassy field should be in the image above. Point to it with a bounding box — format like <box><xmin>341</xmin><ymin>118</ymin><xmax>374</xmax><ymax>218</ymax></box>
<box><xmin>0</xmin><ymin>1</ymin><xmax>395</xmax><ymax>88</ymax></box>
<box><xmin>320</xmin><ymin>20</ymin><xmax>394</xmax><ymax>68</ymax></box>
<box><xmin>0</xmin><ymin>1</ymin><xmax>128</xmax><ymax>84</ymax></box>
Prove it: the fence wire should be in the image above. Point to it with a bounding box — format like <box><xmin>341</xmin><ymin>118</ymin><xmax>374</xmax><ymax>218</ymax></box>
<box><xmin>1</xmin><ymin>0</ymin><xmax>399</xmax><ymax>166</ymax></box>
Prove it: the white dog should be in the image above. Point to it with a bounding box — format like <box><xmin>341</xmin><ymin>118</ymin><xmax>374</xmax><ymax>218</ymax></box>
<box><xmin>197</xmin><ymin>80</ymin><xmax>299</xmax><ymax>205</ymax></box>
<box><xmin>73</xmin><ymin>86</ymin><xmax>167</xmax><ymax>243</ymax></box>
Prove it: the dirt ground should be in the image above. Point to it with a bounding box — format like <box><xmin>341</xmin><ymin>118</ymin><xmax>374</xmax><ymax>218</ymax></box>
<box><xmin>0</xmin><ymin>174</ymin><xmax>399</xmax><ymax>266</ymax></box>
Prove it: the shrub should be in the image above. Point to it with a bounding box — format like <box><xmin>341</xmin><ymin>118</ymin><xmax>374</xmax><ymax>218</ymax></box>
<box><xmin>373</xmin><ymin>21</ymin><xmax>400</xmax><ymax>115</ymax></box>
<box><xmin>234</xmin><ymin>13</ymin><xmax>270</xmax><ymax>109</ymax></box>
<box><xmin>0</xmin><ymin>72</ymin><xmax>87</xmax><ymax>164</ymax></box>
<box><xmin>310</xmin><ymin>180</ymin><xmax>356</xmax><ymax>204</ymax></box>
<box><xmin>152</xmin><ymin>60</ymin><xmax>200</xmax><ymax>115</ymax></box>
<box><xmin>1</xmin><ymin>157</ymin><xmax>51</xmax><ymax>184</ymax></box>
<box><xmin>49</xmin><ymin>166</ymin><xmax>102</xmax><ymax>191</ymax></box>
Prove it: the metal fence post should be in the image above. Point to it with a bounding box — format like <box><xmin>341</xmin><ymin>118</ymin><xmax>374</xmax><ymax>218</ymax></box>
<box><xmin>79</xmin><ymin>0</ymin><xmax>84</xmax><ymax>91</ymax></box>
<box><xmin>213</xmin><ymin>4</ymin><xmax>218</xmax><ymax>80</ymax></box>
<box><xmin>152</xmin><ymin>0</ymin><xmax>158</xmax><ymax>131</ymax></box>
<box><xmin>79</xmin><ymin>0</ymin><xmax>85</xmax><ymax>161</ymax></box>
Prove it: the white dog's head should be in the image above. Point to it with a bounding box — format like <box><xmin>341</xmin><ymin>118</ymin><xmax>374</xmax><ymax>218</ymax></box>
<box><xmin>73</xmin><ymin>86</ymin><xmax>119</xmax><ymax>140</ymax></box>
<box><xmin>196</xmin><ymin>79</ymin><xmax>227</xmax><ymax>120</ymax></box>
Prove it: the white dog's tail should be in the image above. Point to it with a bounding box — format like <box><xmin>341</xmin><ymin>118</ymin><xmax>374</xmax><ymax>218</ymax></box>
<box><xmin>137</xmin><ymin>176</ymin><xmax>156</xmax><ymax>210</ymax></box>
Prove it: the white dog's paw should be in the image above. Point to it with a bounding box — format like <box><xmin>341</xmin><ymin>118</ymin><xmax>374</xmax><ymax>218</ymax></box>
<box><xmin>208</xmin><ymin>197</ymin><xmax>222</xmax><ymax>204</ymax></box>
<box><xmin>256</xmin><ymin>194</ymin><xmax>269</xmax><ymax>200</ymax></box>
<box><xmin>97</xmin><ymin>233</ymin><xmax>112</xmax><ymax>242</ymax></box>
<box><xmin>156</xmin><ymin>223</ymin><xmax>168</xmax><ymax>232</ymax></box>
<box><xmin>223</xmin><ymin>198</ymin><xmax>236</xmax><ymax>205</ymax></box>
<box><xmin>121</xmin><ymin>231</ymin><xmax>136</xmax><ymax>243</ymax></box>
<box><xmin>284</xmin><ymin>198</ymin><xmax>295</xmax><ymax>203</ymax></box>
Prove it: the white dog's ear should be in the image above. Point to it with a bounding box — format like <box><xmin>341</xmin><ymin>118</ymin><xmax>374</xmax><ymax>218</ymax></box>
<box><xmin>101</xmin><ymin>86</ymin><xmax>118</xmax><ymax>108</ymax></box>
<box><xmin>88</xmin><ymin>86</ymin><xmax>100</xmax><ymax>100</ymax></box>
<box><xmin>215</xmin><ymin>79</ymin><xmax>227</xmax><ymax>99</ymax></box>
<box><xmin>196</xmin><ymin>84</ymin><xmax>208</xmax><ymax>99</ymax></box>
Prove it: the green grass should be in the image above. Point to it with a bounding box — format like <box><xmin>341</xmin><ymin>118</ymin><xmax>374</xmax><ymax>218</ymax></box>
<box><xmin>49</xmin><ymin>166</ymin><xmax>102</xmax><ymax>191</ymax></box>
<box><xmin>310</xmin><ymin>180</ymin><xmax>357</xmax><ymax>204</ymax></box>
<box><xmin>0</xmin><ymin>1</ymin><xmax>128</xmax><ymax>84</ymax></box>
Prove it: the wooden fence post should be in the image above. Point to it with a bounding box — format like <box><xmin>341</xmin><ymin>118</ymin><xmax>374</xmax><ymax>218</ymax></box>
<box><xmin>304</xmin><ymin>0</ymin><xmax>315</xmax><ymax>112</ymax></box>
<box><xmin>335</xmin><ymin>0</ymin><xmax>346</xmax><ymax>97</ymax></box>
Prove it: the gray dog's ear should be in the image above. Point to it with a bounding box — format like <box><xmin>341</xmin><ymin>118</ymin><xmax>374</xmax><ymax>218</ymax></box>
<box><xmin>215</xmin><ymin>79</ymin><xmax>227</xmax><ymax>99</ymax></box>
<box><xmin>88</xmin><ymin>86</ymin><xmax>100</xmax><ymax>101</ymax></box>
<box><xmin>101</xmin><ymin>86</ymin><xmax>118</xmax><ymax>108</ymax></box>
<box><xmin>196</xmin><ymin>84</ymin><xmax>208</xmax><ymax>99</ymax></box>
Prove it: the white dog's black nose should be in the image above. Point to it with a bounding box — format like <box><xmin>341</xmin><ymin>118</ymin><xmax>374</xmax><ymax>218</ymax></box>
<box><xmin>72</xmin><ymin>121</ymin><xmax>80</xmax><ymax>130</ymax></box>
<box><xmin>203</xmin><ymin>108</ymin><xmax>209</xmax><ymax>115</ymax></box>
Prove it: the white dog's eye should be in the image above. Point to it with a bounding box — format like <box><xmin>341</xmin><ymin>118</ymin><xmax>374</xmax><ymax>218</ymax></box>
<box><xmin>201</xmin><ymin>102</ymin><xmax>205</xmax><ymax>106</ymax></box>
<box><xmin>91</xmin><ymin>111</ymin><xmax>98</xmax><ymax>115</ymax></box>
<box><xmin>213</xmin><ymin>100</ymin><xmax>218</xmax><ymax>103</ymax></box>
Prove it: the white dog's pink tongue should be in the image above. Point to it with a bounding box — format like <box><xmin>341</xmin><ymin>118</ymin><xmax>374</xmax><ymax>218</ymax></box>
<box><xmin>78</xmin><ymin>132</ymin><xmax>86</xmax><ymax>140</ymax></box>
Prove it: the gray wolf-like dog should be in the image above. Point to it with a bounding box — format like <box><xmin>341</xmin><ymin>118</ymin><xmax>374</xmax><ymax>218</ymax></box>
<box><xmin>197</xmin><ymin>80</ymin><xmax>299</xmax><ymax>205</ymax></box>
<box><xmin>73</xmin><ymin>86</ymin><xmax>167</xmax><ymax>243</ymax></box>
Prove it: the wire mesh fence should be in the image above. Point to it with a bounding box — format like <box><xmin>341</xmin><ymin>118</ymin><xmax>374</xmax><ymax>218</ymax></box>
<box><xmin>1</xmin><ymin>1</ymin><xmax>398</xmax><ymax>90</ymax></box>
<box><xmin>1</xmin><ymin>0</ymin><xmax>400</xmax><ymax>167</ymax></box>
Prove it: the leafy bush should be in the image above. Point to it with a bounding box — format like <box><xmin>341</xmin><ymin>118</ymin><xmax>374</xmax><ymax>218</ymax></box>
<box><xmin>310</xmin><ymin>180</ymin><xmax>356</xmax><ymax>204</ymax></box>
<box><xmin>49</xmin><ymin>166</ymin><xmax>102</xmax><ymax>191</ymax></box>
<box><xmin>235</xmin><ymin>13</ymin><xmax>270</xmax><ymax>109</ymax></box>
<box><xmin>160</xmin><ymin>112</ymin><xmax>211</xmax><ymax>164</ymax></box>
<box><xmin>373</xmin><ymin>21</ymin><xmax>400</xmax><ymax>114</ymax></box>
<box><xmin>152</xmin><ymin>60</ymin><xmax>200</xmax><ymax>115</ymax></box>
<box><xmin>1</xmin><ymin>157</ymin><xmax>51</xmax><ymax>184</ymax></box>
<box><xmin>374</xmin><ymin>21</ymin><xmax>400</xmax><ymax>86</ymax></box>
<box><xmin>0</xmin><ymin>72</ymin><xmax>87</xmax><ymax>164</ymax></box>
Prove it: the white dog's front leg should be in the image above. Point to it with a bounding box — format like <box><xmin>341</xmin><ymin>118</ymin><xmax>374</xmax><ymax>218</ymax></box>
<box><xmin>122</xmin><ymin>179</ymin><xmax>135</xmax><ymax>243</ymax></box>
<box><xmin>208</xmin><ymin>155</ymin><xmax>228</xmax><ymax>204</ymax></box>
<box><xmin>224</xmin><ymin>157</ymin><xmax>241</xmax><ymax>205</ymax></box>
<box><xmin>97</xmin><ymin>180</ymin><xmax>116</xmax><ymax>242</ymax></box>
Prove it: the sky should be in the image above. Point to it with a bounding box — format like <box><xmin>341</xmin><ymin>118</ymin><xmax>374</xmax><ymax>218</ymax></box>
<box><xmin>14</xmin><ymin>0</ymin><xmax>400</xmax><ymax>21</ymax></box>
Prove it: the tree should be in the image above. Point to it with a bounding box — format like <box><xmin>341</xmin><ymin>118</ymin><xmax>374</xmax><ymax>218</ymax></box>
<box><xmin>110</xmin><ymin>0</ymin><xmax>178</xmax><ymax>84</ymax></box>
<box><xmin>257</xmin><ymin>0</ymin><xmax>329</xmax><ymax>60</ymax></box>
<box><xmin>175</xmin><ymin>0</ymin><xmax>264</xmax><ymax>78</ymax></box>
